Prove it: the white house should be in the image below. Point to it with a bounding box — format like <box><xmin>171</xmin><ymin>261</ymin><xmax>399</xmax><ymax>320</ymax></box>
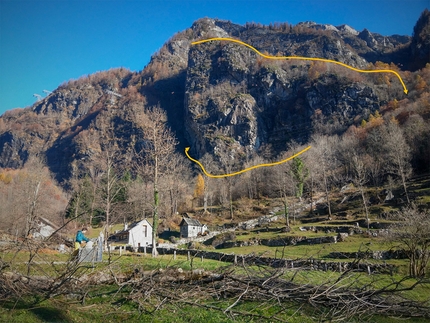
<box><xmin>180</xmin><ymin>217</ymin><xmax>208</xmax><ymax>238</ymax></box>
<box><xmin>108</xmin><ymin>219</ymin><xmax>153</xmax><ymax>248</ymax></box>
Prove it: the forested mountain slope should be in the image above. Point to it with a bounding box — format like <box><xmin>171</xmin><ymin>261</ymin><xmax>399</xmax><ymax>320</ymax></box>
<box><xmin>0</xmin><ymin>10</ymin><xmax>429</xmax><ymax>187</ymax></box>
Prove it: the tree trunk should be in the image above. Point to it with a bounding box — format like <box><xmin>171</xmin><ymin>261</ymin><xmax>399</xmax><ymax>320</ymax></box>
<box><xmin>229</xmin><ymin>183</ymin><xmax>233</xmax><ymax>220</ymax></box>
<box><xmin>400</xmin><ymin>170</ymin><xmax>410</xmax><ymax>204</ymax></box>
<box><xmin>283</xmin><ymin>197</ymin><xmax>289</xmax><ymax>228</ymax></box>
<box><xmin>170</xmin><ymin>189</ymin><xmax>175</xmax><ymax>216</ymax></box>
<box><xmin>152</xmin><ymin>150</ymin><xmax>160</xmax><ymax>257</ymax></box>
<box><xmin>74</xmin><ymin>192</ymin><xmax>81</xmax><ymax>223</ymax></box>
<box><xmin>26</xmin><ymin>181</ymin><xmax>41</xmax><ymax>237</ymax></box>
<box><xmin>410</xmin><ymin>253</ymin><xmax>417</xmax><ymax>277</ymax></box>
<box><xmin>104</xmin><ymin>190</ymin><xmax>111</xmax><ymax>250</ymax></box>
<box><xmin>359</xmin><ymin>186</ymin><xmax>370</xmax><ymax>231</ymax></box>
<box><xmin>90</xmin><ymin>184</ymin><xmax>97</xmax><ymax>227</ymax></box>
<box><xmin>309</xmin><ymin>173</ymin><xmax>314</xmax><ymax>214</ymax></box>
<box><xmin>104</xmin><ymin>165</ymin><xmax>112</xmax><ymax>250</ymax></box>
<box><xmin>322</xmin><ymin>167</ymin><xmax>332</xmax><ymax>218</ymax></box>
<box><xmin>152</xmin><ymin>187</ymin><xmax>159</xmax><ymax>257</ymax></box>
<box><xmin>203</xmin><ymin>194</ymin><xmax>208</xmax><ymax>213</ymax></box>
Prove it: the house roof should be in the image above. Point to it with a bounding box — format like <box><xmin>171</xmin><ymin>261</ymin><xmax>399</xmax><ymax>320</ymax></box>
<box><xmin>111</xmin><ymin>219</ymin><xmax>152</xmax><ymax>236</ymax></box>
<box><xmin>38</xmin><ymin>217</ymin><xmax>60</xmax><ymax>230</ymax></box>
<box><xmin>127</xmin><ymin>219</ymin><xmax>152</xmax><ymax>230</ymax></box>
<box><xmin>180</xmin><ymin>217</ymin><xmax>203</xmax><ymax>227</ymax></box>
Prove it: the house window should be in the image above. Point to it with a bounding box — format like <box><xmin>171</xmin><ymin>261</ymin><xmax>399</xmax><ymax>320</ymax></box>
<box><xmin>143</xmin><ymin>225</ymin><xmax>147</xmax><ymax>238</ymax></box>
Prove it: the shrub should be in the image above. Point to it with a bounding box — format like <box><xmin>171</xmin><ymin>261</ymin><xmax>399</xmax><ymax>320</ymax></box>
<box><xmin>210</xmin><ymin>232</ymin><xmax>236</xmax><ymax>248</ymax></box>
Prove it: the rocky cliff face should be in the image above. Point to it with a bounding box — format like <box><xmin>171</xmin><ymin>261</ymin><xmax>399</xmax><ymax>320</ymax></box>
<box><xmin>409</xmin><ymin>9</ymin><xmax>430</xmax><ymax>71</ymax></box>
<box><xmin>0</xmin><ymin>13</ymin><xmax>428</xmax><ymax>186</ymax></box>
<box><xmin>183</xmin><ymin>19</ymin><xmax>386</xmax><ymax>161</ymax></box>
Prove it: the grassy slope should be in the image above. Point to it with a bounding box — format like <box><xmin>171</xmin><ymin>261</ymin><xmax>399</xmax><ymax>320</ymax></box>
<box><xmin>1</xmin><ymin>177</ymin><xmax>429</xmax><ymax>322</ymax></box>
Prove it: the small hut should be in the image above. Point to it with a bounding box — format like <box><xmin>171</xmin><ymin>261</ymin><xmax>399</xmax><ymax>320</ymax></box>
<box><xmin>179</xmin><ymin>216</ymin><xmax>208</xmax><ymax>238</ymax></box>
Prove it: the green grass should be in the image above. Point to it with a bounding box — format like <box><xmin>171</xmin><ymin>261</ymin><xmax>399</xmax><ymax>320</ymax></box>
<box><xmin>0</xmin><ymin>230</ymin><xmax>411</xmax><ymax>278</ymax></box>
<box><xmin>279</xmin><ymin>269</ymin><xmax>430</xmax><ymax>301</ymax></box>
<box><xmin>416</xmin><ymin>194</ymin><xmax>430</xmax><ymax>205</ymax></box>
<box><xmin>222</xmin><ymin>234</ymin><xmax>388</xmax><ymax>258</ymax></box>
<box><xmin>2</xmin><ymin>302</ymin><xmax>428</xmax><ymax>323</ymax></box>
<box><xmin>106</xmin><ymin>253</ymin><xmax>232</xmax><ymax>272</ymax></box>
<box><xmin>235</xmin><ymin>228</ymin><xmax>335</xmax><ymax>241</ymax></box>
<box><xmin>2</xmin><ymin>177</ymin><xmax>430</xmax><ymax>322</ymax></box>
<box><xmin>0</xmin><ymin>298</ymin><xmax>316</xmax><ymax>323</ymax></box>
<box><xmin>1</xmin><ymin>274</ymin><xmax>428</xmax><ymax>323</ymax></box>
<box><xmin>0</xmin><ymin>250</ymin><xmax>428</xmax><ymax>323</ymax></box>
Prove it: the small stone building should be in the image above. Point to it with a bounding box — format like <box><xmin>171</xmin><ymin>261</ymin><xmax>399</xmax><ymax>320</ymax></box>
<box><xmin>33</xmin><ymin>217</ymin><xmax>59</xmax><ymax>239</ymax></box>
<box><xmin>179</xmin><ymin>217</ymin><xmax>208</xmax><ymax>238</ymax></box>
<box><xmin>108</xmin><ymin>219</ymin><xmax>152</xmax><ymax>248</ymax></box>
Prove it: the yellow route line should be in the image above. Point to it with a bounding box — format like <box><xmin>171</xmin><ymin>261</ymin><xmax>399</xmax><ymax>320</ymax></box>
<box><xmin>185</xmin><ymin>146</ymin><xmax>312</xmax><ymax>178</ymax></box>
<box><xmin>191</xmin><ymin>37</ymin><xmax>408</xmax><ymax>94</ymax></box>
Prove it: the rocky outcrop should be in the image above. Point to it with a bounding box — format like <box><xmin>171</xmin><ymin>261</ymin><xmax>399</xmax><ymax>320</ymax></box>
<box><xmin>0</xmin><ymin>131</ymin><xmax>29</xmax><ymax>169</ymax></box>
<box><xmin>1</xmin><ymin>14</ymin><xmax>428</xmax><ymax>185</ymax></box>
<box><xmin>336</xmin><ymin>24</ymin><xmax>359</xmax><ymax>36</ymax></box>
<box><xmin>184</xmin><ymin>32</ymin><xmax>381</xmax><ymax>161</ymax></box>
<box><xmin>409</xmin><ymin>9</ymin><xmax>430</xmax><ymax>70</ymax></box>
<box><xmin>306</xmin><ymin>76</ymin><xmax>379</xmax><ymax>120</ymax></box>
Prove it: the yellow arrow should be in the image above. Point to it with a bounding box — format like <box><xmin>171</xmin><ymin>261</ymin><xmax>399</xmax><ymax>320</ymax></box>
<box><xmin>185</xmin><ymin>146</ymin><xmax>312</xmax><ymax>178</ymax></box>
<box><xmin>191</xmin><ymin>37</ymin><xmax>408</xmax><ymax>94</ymax></box>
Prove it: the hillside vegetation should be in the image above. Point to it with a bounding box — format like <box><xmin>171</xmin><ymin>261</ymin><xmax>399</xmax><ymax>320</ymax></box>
<box><xmin>0</xmin><ymin>9</ymin><xmax>430</xmax><ymax>322</ymax></box>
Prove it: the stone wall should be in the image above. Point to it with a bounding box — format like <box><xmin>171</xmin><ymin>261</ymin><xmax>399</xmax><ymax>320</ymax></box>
<box><xmin>138</xmin><ymin>246</ymin><xmax>396</xmax><ymax>275</ymax></box>
<box><xmin>215</xmin><ymin>235</ymin><xmax>338</xmax><ymax>249</ymax></box>
<box><xmin>327</xmin><ymin>250</ymin><xmax>410</xmax><ymax>260</ymax></box>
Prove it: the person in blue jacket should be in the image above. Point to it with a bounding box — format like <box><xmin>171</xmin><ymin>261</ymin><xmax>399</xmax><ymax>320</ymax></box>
<box><xmin>75</xmin><ymin>228</ymin><xmax>90</xmax><ymax>250</ymax></box>
<box><xmin>72</xmin><ymin>227</ymin><xmax>90</xmax><ymax>261</ymax></box>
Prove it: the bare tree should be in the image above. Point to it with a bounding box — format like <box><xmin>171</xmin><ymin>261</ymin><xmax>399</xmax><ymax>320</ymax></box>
<box><xmin>87</xmin><ymin>165</ymin><xmax>104</xmax><ymax>226</ymax></box>
<box><xmin>71</xmin><ymin>128</ymin><xmax>105</xmax><ymax>227</ymax></box>
<box><xmin>388</xmin><ymin>205</ymin><xmax>430</xmax><ymax>277</ymax></box>
<box><xmin>126</xmin><ymin>177</ymin><xmax>153</xmax><ymax>222</ymax></box>
<box><xmin>273</xmin><ymin>151</ymin><xmax>295</xmax><ymax>227</ymax></box>
<box><xmin>310</xmin><ymin>135</ymin><xmax>339</xmax><ymax>218</ymax></box>
<box><xmin>134</xmin><ymin>105</ymin><xmax>177</xmax><ymax>257</ymax></box>
<box><xmin>0</xmin><ymin>157</ymin><xmax>67</xmax><ymax>238</ymax></box>
<box><xmin>302</xmin><ymin>153</ymin><xmax>317</xmax><ymax>214</ymax></box>
<box><xmin>338</xmin><ymin>135</ymin><xmax>371</xmax><ymax>231</ymax></box>
<box><xmin>367</xmin><ymin>155</ymin><xmax>383</xmax><ymax>187</ymax></box>
<box><xmin>382</xmin><ymin>122</ymin><xmax>413</xmax><ymax>204</ymax></box>
<box><xmin>66</xmin><ymin>174</ymin><xmax>100</xmax><ymax>227</ymax></box>
<box><xmin>21</xmin><ymin>158</ymin><xmax>46</xmax><ymax>237</ymax></box>
<box><xmin>199</xmin><ymin>153</ymin><xmax>219</xmax><ymax>213</ymax></box>
<box><xmin>216</xmin><ymin>149</ymin><xmax>238</xmax><ymax>220</ymax></box>
<box><xmin>367</xmin><ymin>122</ymin><xmax>413</xmax><ymax>204</ymax></box>
<box><xmin>241</xmin><ymin>154</ymin><xmax>266</xmax><ymax>199</ymax></box>
<box><xmin>97</xmin><ymin>135</ymin><xmax>125</xmax><ymax>247</ymax></box>
<box><xmin>161</xmin><ymin>153</ymin><xmax>190</xmax><ymax>217</ymax></box>
<box><xmin>351</xmin><ymin>153</ymin><xmax>372</xmax><ymax>231</ymax></box>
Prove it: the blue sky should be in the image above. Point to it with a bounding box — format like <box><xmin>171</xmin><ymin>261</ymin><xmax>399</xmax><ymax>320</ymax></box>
<box><xmin>0</xmin><ymin>0</ymin><xmax>428</xmax><ymax>115</ymax></box>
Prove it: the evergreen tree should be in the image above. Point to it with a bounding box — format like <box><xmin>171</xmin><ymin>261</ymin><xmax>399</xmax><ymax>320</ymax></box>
<box><xmin>291</xmin><ymin>157</ymin><xmax>308</xmax><ymax>200</ymax></box>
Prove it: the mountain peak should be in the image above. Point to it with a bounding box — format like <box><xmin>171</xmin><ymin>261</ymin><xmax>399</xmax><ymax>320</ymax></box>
<box><xmin>191</xmin><ymin>18</ymin><xmax>230</xmax><ymax>38</ymax></box>
<box><xmin>336</xmin><ymin>24</ymin><xmax>359</xmax><ymax>35</ymax></box>
<box><xmin>1</xmin><ymin>14</ymin><xmax>428</xmax><ymax>186</ymax></box>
